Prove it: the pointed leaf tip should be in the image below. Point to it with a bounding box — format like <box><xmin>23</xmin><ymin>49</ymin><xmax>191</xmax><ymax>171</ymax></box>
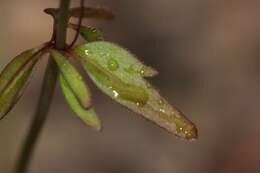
<box><xmin>72</xmin><ymin>41</ymin><xmax>197</xmax><ymax>140</ymax></box>
<box><xmin>60</xmin><ymin>75</ymin><xmax>101</xmax><ymax>131</ymax></box>
<box><xmin>0</xmin><ymin>48</ymin><xmax>40</xmax><ymax>119</ymax></box>
<box><xmin>50</xmin><ymin>49</ymin><xmax>92</xmax><ymax>108</ymax></box>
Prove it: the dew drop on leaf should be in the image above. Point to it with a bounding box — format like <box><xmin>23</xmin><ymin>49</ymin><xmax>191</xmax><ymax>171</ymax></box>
<box><xmin>159</xmin><ymin>108</ymin><xmax>166</xmax><ymax>113</ymax></box>
<box><xmin>171</xmin><ymin>114</ymin><xmax>197</xmax><ymax>140</ymax></box>
<box><xmin>139</xmin><ymin>68</ymin><xmax>145</xmax><ymax>76</ymax></box>
<box><xmin>107</xmin><ymin>58</ymin><xmax>119</xmax><ymax>71</ymax></box>
<box><xmin>85</xmin><ymin>50</ymin><xmax>89</xmax><ymax>55</ymax></box>
<box><xmin>112</xmin><ymin>90</ymin><xmax>119</xmax><ymax>98</ymax></box>
<box><xmin>157</xmin><ymin>99</ymin><xmax>165</xmax><ymax>106</ymax></box>
<box><xmin>136</xmin><ymin>101</ymin><xmax>145</xmax><ymax>107</ymax></box>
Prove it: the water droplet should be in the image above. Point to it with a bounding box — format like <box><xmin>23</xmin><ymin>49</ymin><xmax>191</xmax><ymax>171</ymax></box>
<box><xmin>107</xmin><ymin>59</ymin><xmax>119</xmax><ymax>71</ymax></box>
<box><xmin>136</xmin><ymin>102</ymin><xmax>144</xmax><ymax>107</ymax></box>
<box><xmin>112</xmin><ymin>90</ymin><xmax>119</xmax><ymax>98</ymax></box>
<box><xmin>184</xmin><ymin>130</ymin><xmax>189</xmax><ymax>135</ymax></box>
<box><xmin>159</xmin><ymin>108</ymin><xmax>166</xmax><ymax>113</ymax></box>
<box><xmin>139</xmin><ymin>67</ymin><xmax>145</xmax><ymax>76</ymax></box>
<box><xmin>85</xmin><ymin>50</ymin><xmax>89</xmax><ymax>55</ymax></box>
<box><xmin>157</xmin><ymin>99</ymin><xmax>165</xmax><ymax>106</ymax></box>
<box><xmin>176</xmin><ymin>127</ymin><xmax>183</xmax><ymax>133</ymax></box>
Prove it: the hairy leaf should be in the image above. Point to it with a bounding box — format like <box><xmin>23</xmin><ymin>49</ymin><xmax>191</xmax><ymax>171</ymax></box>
<box><xmin>59</xmin><ymin>74</ymin><xmax>101</xmax><ymax>131</ymax></box>
<box><xmin>73</xmin><ymin>42</ymin><xmax>197</xmax><ymax>140</ymax></box>
<box><xmin>70</xmin><ymin>7</ymin><xmax>114</xmax><ymax>20</ymax></box>
<box><xmin>0</xmin><ymin>48</ymin><xmax>40</xmax><ymax>119</ymax></box>
<box><xmin>68</xmin><ymin>23</ymin><xmax>103</xmax><ymax>42</ymax></box>
<box><xmin>50</xmin><ymin>49</ymin><xmax>91</xmax><ymax>108</ymax></box>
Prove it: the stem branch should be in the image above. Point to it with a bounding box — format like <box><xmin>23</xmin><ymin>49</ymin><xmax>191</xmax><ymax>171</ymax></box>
<box><xmin>14</xmin><ymin>1</ymin><xmax>71</xmax><ymax>173</ymax></box>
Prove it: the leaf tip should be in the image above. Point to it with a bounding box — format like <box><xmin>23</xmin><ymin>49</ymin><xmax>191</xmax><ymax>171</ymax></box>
<box><xmin>95</xmin><ymin>121</ymin><xmax>103</xmax><ymax>132</ymax></box>
<box><xmin>82</xmin><ymin>115</ymin><xmax>102</xmax><ymax>132</ymax></box>
<box><xmin>174</xmin><ymin>115</ymin><xmax>198</xmax><ymax>140</ymax></box>
<box><xmin>182</xmin><ymin>124</ymin><xmax>198</xmax><ymax>141</ymax></box>
<box><xmin>142</xmin><ymin>66</ymin><xmax>159</xmax><ymax>77</ymax></box>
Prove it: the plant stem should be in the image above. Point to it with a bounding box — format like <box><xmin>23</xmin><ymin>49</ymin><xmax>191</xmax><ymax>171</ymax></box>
<box><xmin>14</xmin><ymin>1</ymin><xmax>71</xmax><ymax>173</ymax></box>
<box><xmin>14</xmin><ymin>58</ymin><xmax>58</xmax><ymax>173</ymax></box>
<box><xmin>55</xmin><ymin>0</ymin><xmax>71</xmax><ymax>49</ymax></box>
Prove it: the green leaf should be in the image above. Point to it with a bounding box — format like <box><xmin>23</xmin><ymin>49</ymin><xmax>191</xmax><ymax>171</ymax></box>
<box><xmin>0</xmin><ymin>48</ymin><xmax>40</xmax><ymax>119</ymax></box>
<box><xmin>68</xmin><ymin>23</ymin><xmax>103</xmax><ymax>42</ymax></box>
<box><xmin>59</xmin><ymin>74</ymin><xmax>101</xmax><ymax>131</ymax></box>
<box><xmin>70</xmin><ymin>7</ymin><xmax>114</xmax><ymax>20</ymax></box>
<box><xmin>50</xmin><ymin>49</ymin><xmax>91</xmax><ymax>108</ymax></box>
<box><xmin>73</xmin><ymin>41</ymin><xmax>197</xmax><ymax>140</ymax></box>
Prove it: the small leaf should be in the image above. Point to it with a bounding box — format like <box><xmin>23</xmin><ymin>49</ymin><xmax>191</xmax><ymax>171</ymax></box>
<box><xmin>73</xmin><ymin>42</ymin><xmax>197</xmax><ymax>140</ymax></box>
<box><xmin>70</xmin><ymin>7</ymin><xmax>114</xmax><ymax>20</ymax></box>
<box><xmin>50</xmin><ymin>49</ymin><xmax>91</xmax><ymax>108</ymax></box>
<box><xmin>0</xmin><ymin>48</ymin><xmax>40</xmax><ymax>119</ymax></box>
<box><xmin>68</xmin><ymin>23</ymin><xmax>104</xmax><ymax>42</ymax></box>
<box><xmin>59</xmin><ymin>74</ymin><xmax>101</xmax><ymax>131</ymax></box>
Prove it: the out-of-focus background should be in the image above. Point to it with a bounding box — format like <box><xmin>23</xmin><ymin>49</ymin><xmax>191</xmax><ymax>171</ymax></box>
<box><xmin>0</xmin><ymin>0</ymin><xmax>260</xmax><ymax>173</ymax></box>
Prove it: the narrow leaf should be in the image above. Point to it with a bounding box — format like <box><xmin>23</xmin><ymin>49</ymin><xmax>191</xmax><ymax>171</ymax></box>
<box><xmin>70</xmin><ymin>7</ymin><xmax>114</xmax><ymax>20</ymax></box>
<box><xmin>68</xmin><ymin>23</ymin><xmax>103</xmax><ymax>42</ymax></box>
<box><xmin>73</xmin><ymin>42</ymin><xmax>197</xmax><ymax>140</ymax></box>
<box><xmin>0</xmin><ymin>48</ymin><xmax>40</xmax><ymax>119</ymax></box>
<box><xmin>50</xmin><ymin>49</ymin><xmax>91</xmax><ymax>108</ymax></box>
<box><xmin>60</xmin><ymin>74</ymin><xmax>101</xmax><ymax>131</ymax></box>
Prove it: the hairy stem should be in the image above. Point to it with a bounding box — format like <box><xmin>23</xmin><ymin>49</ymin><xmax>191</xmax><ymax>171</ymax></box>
<box><xmin>14</xmin><ymin>0</ymin><xmax>71</xmax><ymax>173</ymax></box>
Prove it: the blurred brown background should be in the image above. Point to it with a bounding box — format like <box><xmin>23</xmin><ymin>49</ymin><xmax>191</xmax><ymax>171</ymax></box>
<box><xmin>1</xmin><ymin>0</ymin><xmax>260</xmax><ymax>173</ymax></box>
